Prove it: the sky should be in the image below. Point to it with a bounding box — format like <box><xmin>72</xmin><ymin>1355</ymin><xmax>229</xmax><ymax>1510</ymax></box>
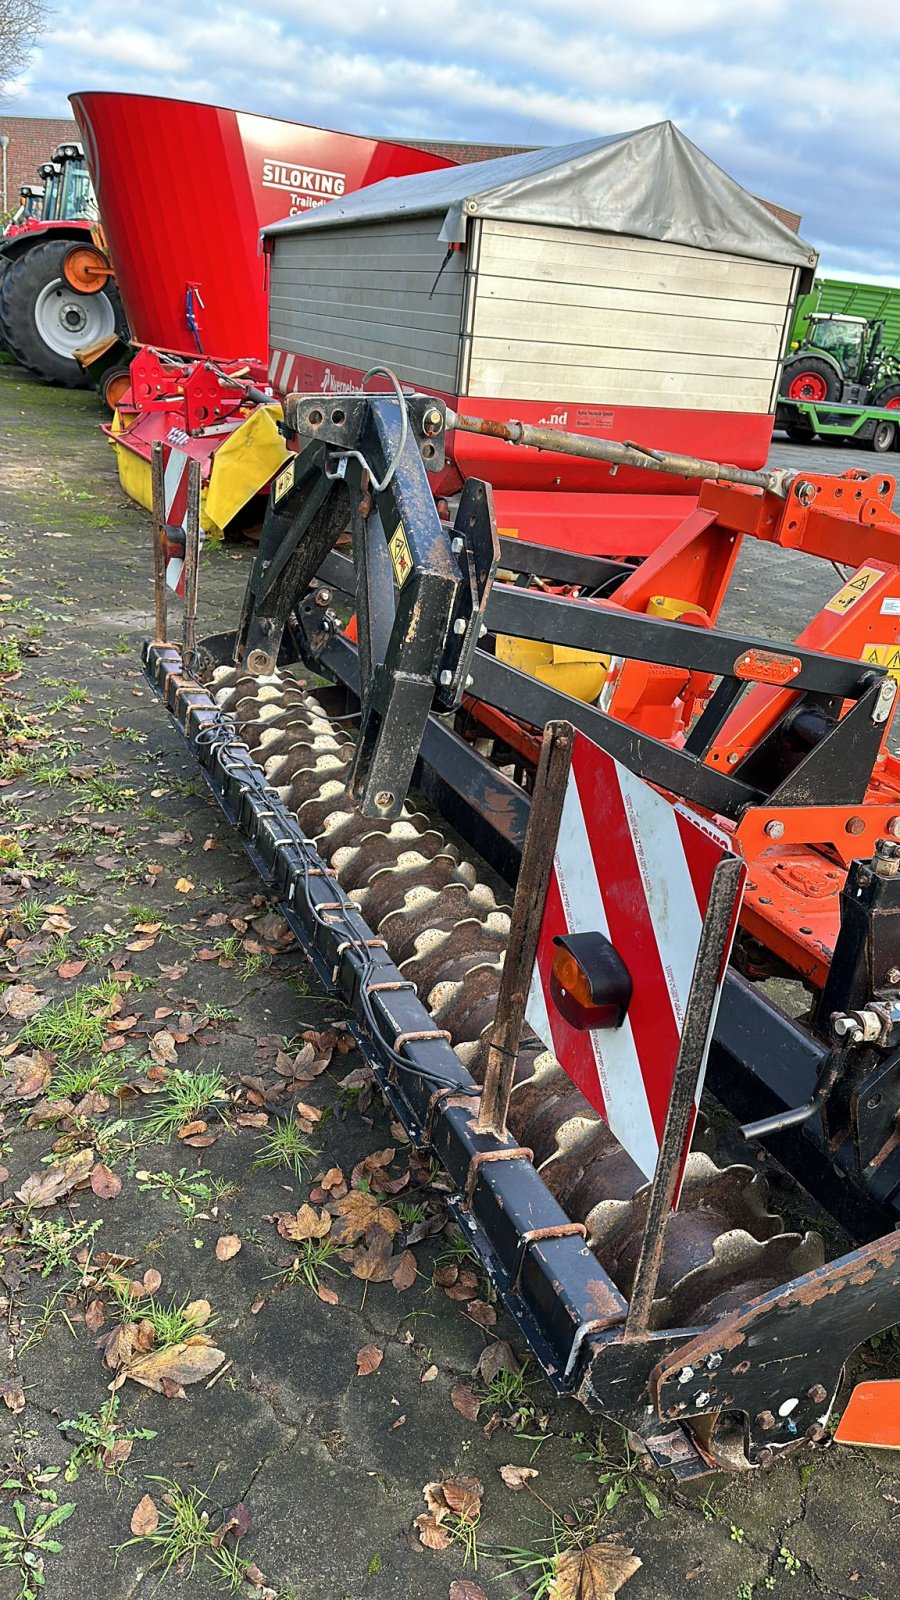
<box><xmin>5</xmin><ymin>0</ymin><xmax>900</xmax><ymax>286</ymax></box>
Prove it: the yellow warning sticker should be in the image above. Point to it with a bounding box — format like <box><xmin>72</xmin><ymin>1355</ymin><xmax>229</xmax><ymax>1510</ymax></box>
<box><xmin>389</xmin><ymin>522</ymin><xmax>413</xmax><ymax>588</ymax></box>
<box><xmin>273</xmin><ymin>460</ymin><xmax>295</xmax><ymax>503</ymax></box>
<box><xmin>862</xmin><ymin>643</ymin><xmax>900</xmax><ymax>683</ymax></box>
<box><xmin>825</xmin><ymin>565</ymin><xmax>884</xmax><ymax>614</ymax></box>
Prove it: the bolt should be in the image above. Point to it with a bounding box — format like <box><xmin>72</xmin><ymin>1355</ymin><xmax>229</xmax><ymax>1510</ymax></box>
<box><xmin>313</xmin><ymin>588</ymin><xmax>332</xmax><ymax>608</ymax></box>
<box><xmin>875</xmin><ymin>838</ymin><xmax>900</xmax><ymax>877</ymax></box>
<box><xmin>438</xmin><ymin>670</ymin><xmax>453</xmax><ymax>687</ymax></box>
<box><xmin>705</xmin><ymin>1352</ymin><xmax>723</xmax><ymax>1371</ymax></box>
<box><xmin>693</xmin><ymin>1391</ymin><xmax>711</xmax><ymax>1409</ymax></box>
<box><xmin>422</xmin><ymin>407</ymin><xmax>444</xmax><ymax>436</ymax></box>
<box><xmin>677</xmin><ymin>1366</ymin><xmax>694</xmax><ymax>1385</ymax></box>
<box><xmin>888</xmin><ymin>816</ymin><xmax>900</xmax><ymax>839</ymax></box>
<box><xmin>795</xmin><ymin>480</ymin><xmax>816</xmax><ymax>506</ymax></box>
<box><xmin>451</xmin><ymin>536</ymin><xmax>464</xmax><ymax>554</ymax></box>
<box><xmin>845</xmin><ymin>815</ymin><xmax>866</xmax><ymax>835</ymax></box>
<box><xmin>453</xmin><ymin>617</ymin><xmax>467</xmax><ymax>635</ymax></box>
<box><xmin>756</xmin><ymin>1410</ymin><xmax>776</xmax><ymax>1432</ymax></box>
<box><xmin>374</xmin><ymin>790</ymin><xmax>394</xmax><ymax>808</ymax></box>
<box><xmin>806</xmin><ymin>1424</ymin><xmax>828</xmax><ymax>1445</ymax></box>
<box><xmin>727</xmin><ymin>751</ymin><xmax>740</xmax><ymax>766</ymax></box>
<box><xmin>756</xmin><ymin>1448</ymin><xmax>775</xmax><ymax>1469</ymax></box>
<box><xmin>246</xmin><ymin>649</ymin><xmax>273</xmax><ymax>677</ymax></box>
<box><xmin>764</xmin><ymin>820</ymin><xmax>785</xmax><ymax>840</ymax></box>
<box><xmin>888</xmin><ymin>968</ymin><xmax>900</xmax><ymax>986</ymax></box>
<box><xmin>807</xmin><ymin>1384</ymin><xmax>828</xmax><ymax>1405</ymax></box>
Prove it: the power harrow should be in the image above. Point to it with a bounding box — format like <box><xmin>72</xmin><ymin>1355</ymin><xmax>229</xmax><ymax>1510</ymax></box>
<box><xmin>143</xmin><ymin>379</ymin><xmax>900</xmax><ymax>1476</ymax></box>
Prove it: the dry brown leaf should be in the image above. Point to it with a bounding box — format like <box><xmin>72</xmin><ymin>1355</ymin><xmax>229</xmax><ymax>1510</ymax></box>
<box><xmin>215</xmin><ymin>1234</ymin><xmax>242</xmax><ymax>1261</ymax></box>
<box><xmin>320</xmin><ymin>1166</ymin><xmax>345</xmax><ymax>1193</ymax></box>
<box><xmin>349</xmin><ymin>1229</ymin><xmax>394</xmax><ymax>1283</ymax></box>
<box><xmin>130</xmin><ymin>1493</ymin><xmax>160</xmax><ymax>1536</ymax></box>
<box><xmin>466</xmin><ymin>1300</ymin><xmax>496</xmax><ymax>1329</ymax></box>
<box><xmin>391</xmin><ymin>1249</ymin><xmax>417</xmax><ymax>1292</ymax></box>
<box><xmin>356</xmin><ymin>1343</ymin><xmax>384</xmax><ymax>1376</ymax></box>
<box><xmin>1</xmin><ymin>984</ymin><xmax>49</xmax><ymax>1022</ymax></box>
<box><xmin>451</xmin><ymin>1382</ymin><xmax>481</xmax><ymax>1422</ymax></box>
<box><xmin>333</xmin><ymin>1189</ymin><xmax>401</xmax><ymax>1242</ymax></box>
<box><xmin>414</xmin><ymin>1514</ymin><xmax>451</xmax><ymax>1551</ymax></box>
<box><xmin>175</xmin><ymin>877</ymin><xmax>194</xmax><ymax>894</ymax></box>
<box><xmin>499</xmin><ymin>1464</ymin><xmax>539</xmax><ymax>1491</ymax></box>
<box><xmin>0</xmin><ymin>1380</ymin><xmax>25</xmax><ymax>1414</ymax></box>
<box><xmin>549</xmin><ymin>1543</ymin><xmax>642</xmax><ymax>1600</ymax></box>
<box><xmin>102</xmin><ymin>1437</ymin><xmax>134</xmax><ymax>1469</ymax></box>
<box><xmin>420</xmin><ymin>1364</ymin><xmax>439</xmax><ymax>1384</ymax></box>
<box><xmin>0</xmin><ymin>1051</ymin><xmax>51</xmax><ymax>1104</ymax></box>
<box><xmin>149</xmin><ymin>1029</ymin><xmax>177</xmax><ymax>1066</ymax></box>
<box><xmin>475</xmin><ymin>1340</ymin><xmax>519</xmax><ymax>1383</ymax></box>
<box><xmin>277</xmin><ymin>1205</ymin><xmax>332</xmax><ymax>1243</ymax></box>
<box><xmin>316</xmin><ymin>1284</ymin><xmax>339</xmax><ymax>1306</ymax></box>
<box><xmin>441</xmin><ymin>1477</ymin><xmax>483</xmax><ymax>1520</ymax></box>
<box><xmin>15</xmin><ymin>1146</ymin><xmax>94</xmax><ymax>1209</ymax></box>
<box><xmin>449</xmin><ymin>1583</ymin><xmax>489</xmax><ymax>1600</ymax></box>
<box><xmin>84</xmin><ymin>1298</ymin><xmax>106</xmax><ymax>1334</ymax></box>
<box><xmin>184</xmin><ymin>1298</ymin><xmax>212</xmax><ymax>1326</ymax></box>
<box><xmin>58</xmin><ymin>959</ymin><xmax>88</xmax><ymax>980</ymax></box>
<box><xmin>90</xmin><ymin>1163</ymin><xmax>122</xmax><ymax>1200</ymax></box>
<box><xmin>122</xmin><ymin>1338</ymin><xmax>225</xmax><ymax>1394</ymax></box>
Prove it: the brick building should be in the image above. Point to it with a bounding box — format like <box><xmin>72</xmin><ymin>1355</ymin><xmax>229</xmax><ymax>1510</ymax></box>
<box><xmin>0</xmin><ymin>114</ymin><xmax>80</xmax><ymax>211</ymax></box>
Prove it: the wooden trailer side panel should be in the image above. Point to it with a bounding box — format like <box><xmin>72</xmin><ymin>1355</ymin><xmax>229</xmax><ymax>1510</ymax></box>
<box><xmin>464</xmin><ymin>221</ymin><xmax>798</xmax><ymax>412</ymax></box>
<box><xmin>267</xmin><ymin>216</ymin><xmax>466</xmax><ymax>393</ymax></box>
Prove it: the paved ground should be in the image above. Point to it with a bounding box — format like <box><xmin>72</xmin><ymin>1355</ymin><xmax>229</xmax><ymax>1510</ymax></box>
<box><xmin>0</xmin><ymin>368</ymin><xmax>899</xmax><ymax>1600</ymax></box>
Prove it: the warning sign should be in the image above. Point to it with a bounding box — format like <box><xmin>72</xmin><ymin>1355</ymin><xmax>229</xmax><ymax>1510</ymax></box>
<box><xmin>274</xmin><ymin>460</ymin><xmax>295</xmax><ymax>503</ymax></box>
<box><xmin>862</xmin><ymin>643</ymin><xmax>900</xmax><ymax>683</ymax></box>
<box><xmin>825</xmin><ymin>565</ymin><xmax>884</xmax><ymax>614</ymax></box>
<box><xmin>389</xmin><ymin>523</ymin><xmax>413</xmax><ymax>588</ymax></box>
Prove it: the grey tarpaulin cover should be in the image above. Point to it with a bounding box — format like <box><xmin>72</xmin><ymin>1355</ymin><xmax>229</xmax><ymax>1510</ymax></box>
<box><xmin>263</xmin><ymin>121</ymin><xmax>816</xmax><ymax>274</ymax></box>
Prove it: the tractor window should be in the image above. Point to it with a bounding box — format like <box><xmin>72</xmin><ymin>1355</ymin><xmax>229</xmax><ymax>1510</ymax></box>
<box><xmin>59</xmin><ymin>164</ymin><xmax>98</xmax><ymax>223</ymax></box>
<box><xmin>809</xmin><ymin>320</ymin><xmax>865</xmax><ymax>370</ymax></box>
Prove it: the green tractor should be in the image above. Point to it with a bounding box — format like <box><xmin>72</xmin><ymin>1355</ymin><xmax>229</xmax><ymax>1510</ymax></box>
<box><xmin>778</xmin><ymin>313</ymin><xmax>900</xmax><ymax>451</ymax></box>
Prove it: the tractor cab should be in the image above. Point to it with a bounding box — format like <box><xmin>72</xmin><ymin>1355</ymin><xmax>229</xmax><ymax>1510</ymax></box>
<box><xmin>37</xmin><ymin>162</ymin><xmax>62</xmax><ymax>221</ymax></box>
<box><xmin>2</xmin><ymin>185</ymin><xmax>44</xmax><ymax>236</ymax></box>
<box><xmin>51</xmin><ymin>143</ymin><xmax>98</xmax><ymax>224</ymax></box>
<box><xmin>805</xmin><ymin>313</ymin><xmax>875</xmax><ymax>382</ymax></box>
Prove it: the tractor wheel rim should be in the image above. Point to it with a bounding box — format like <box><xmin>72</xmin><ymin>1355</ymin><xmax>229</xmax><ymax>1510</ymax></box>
<box><xmin>33</xmin><ymin>277</ymin><xmax>115</xmax><ymax>358</ymax></box>
<box><xmin>787</xmin><ymin>372</ymin><xmax>828</xmax><ymax>402</ymax></box>
<box><xmin>875</xmin><ymin>423</ymin><xmax>894</xmax><ymax>448</ymax></box>
<box><xmin>886</xmin><ymin>397</ymin><xmax>900</xmax><ymax>411</ymax></box>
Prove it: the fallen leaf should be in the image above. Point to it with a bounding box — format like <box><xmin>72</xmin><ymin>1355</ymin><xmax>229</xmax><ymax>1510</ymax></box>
<box><xmin>499</xmin><ymin>1464</ymin><xmax>539</xmax><ymax>1491</ymax></box>
<box><xmin>175</xmin><ymin>877</ymin><xmax>194</xmax><ymax>894</ymax></box>
<box><xmin>441</xmin><ymin>1477</ymin><xmax>483</xmax><ymax>1520</ymax></box>
<box><xmin>356</xmin><ymin>1344</ymin><xmax>384</xmax><ymax>1376</ymax></box>
<box><xmin>277</xmin><ymin>1205</ymin><xmax>332</xmax><ymax>1242</ymax></box>
<box><xmin>215</xmin><ymin>1234</ymin><xmax>242</xmax><ymax>1261</ymax></box>
<box><xmin>549</xmin><ymin>1543</ymin><xmax>642</xmax><ymax>1600</ymax></box>
<box><xmin>420</xmin><ymin>1365</ymin><xmax>439</xmax><ymax>1384</ymax></box>
<box><xmin>130</xmin><ymin>1493</ymin><xmax>159</xmax><ymax>1536</ymax></box>
<box><xmin>140</xmin><ymin>1268</ymin><xmax>163</xmax><ymax>1295</ymax></box>
<box><xmin>449</xmin><ymin>1583</ymin><xmax>489</xmax><ymax>1600</ymax></box>
<box><xmin>102</xmin><ymin>1437</ymin><xmax>133</xmax><ymax>1468</ymax></box>
<box><xmin>149</xmin><ymin>1030</ymin><xmax>177</xmax><ymax>1066</ymax></box>
<box><xmin>90</xmin><ymin>1163</ymin><xmax>122</xmax><ymax>1200</ymax></box>
<box><xmin>0</xmin><ymin>1379</ymin><xmax>24</xmax><ymax>1414</ymax></box>
<box><xmin>316</xmin><ymin>1284</ymin><xmax>339</xmax><ymax>1306</ymax></box>
<box><xmin>390</xmin><ymin>1414</ymin><xmax>407</xmax><ymax>1431</ymax></box>
<box><xmin>320</xmin><ymin>1166</ymin><xmax>345</xmax><ymax>1193</ymax></box>
<box><xmin>58</xmin><ymin>959</ymin><xmax>87</xmax><ymax>980</ymax></box>
<box><xmin>466</xmin><ymin>1300</ymin><xmax>496</xmax><ymax>1329</ymax></box>
<box><xmin>475</xmin><ymin>1341</ymin><xmax>519</xmax><ymax>1384</ymax></box>
<box><xmin>392</xmin><ymin>1249</ymin><xmax>417</xmax><ymax>1292</ymax></box>
<box><xmin>414</xmin><ymin>1514</ymin><xmax>452</xmax><ymax>1551</ymax></box>
<box><xmin>0</xmin><ymin>1051</ymin><xmax>51</xmax><ymax>1104</ymax></box>
<box><xmin>333</xmin><ymin>1189</ymin><xmax>401</xmax><ymax>1242</ymax></box>
<box><xmin>120</xmin><ymin>1338</ymin><xmax>226</xmax><ymax>1395</ymax></box>
<box><xmin>349</xmin><ymin>1229</ymin><xmax>395</xmax><ymax>1283</ymax></box>
<box><xmin>451</xmin><ymin>1383</ymin><xmax>481</xmax><ymax>1422</ymax></box>
<box><xmin>1</xmin><ymin>984</ymin><xmax>49</xmax><ymax>1022</ymax></box>
<box><xmin>15</xmin><ymin>1146</ymin><xmax>94</xmax><ymax>1208</ymax></box>
<box><xmin>85</xmin><ymin>1299</ymin><xmax>106</xmax><ymax>1334</ymax></box>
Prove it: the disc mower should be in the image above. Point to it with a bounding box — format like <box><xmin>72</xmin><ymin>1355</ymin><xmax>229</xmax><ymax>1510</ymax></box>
<box><xmin>143</xmin><ymin>379</ymin><xmax>900</xmax><ymax>1476</ymax></box>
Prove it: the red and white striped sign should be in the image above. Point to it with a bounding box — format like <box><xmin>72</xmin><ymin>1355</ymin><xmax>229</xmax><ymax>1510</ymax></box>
<box><xmin>525</xmin><ymin>733</ymin><xmax>746</xmax><ymax>1183</ymax></box>
<box><xmin>161</xmin><ymin>443</ymin><xmax>200</xmax><ymax>595</ymax></box>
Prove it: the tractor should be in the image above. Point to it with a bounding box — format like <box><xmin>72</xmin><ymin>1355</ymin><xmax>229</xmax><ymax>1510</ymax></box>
<box><xmin>778</xmin><ymin>313</ymin><xmax>900</xmax><ymax>450</ymax></box>
<box><xmin>0</xmin><ymin>141</ymin><xmax>125</xmax><ymax>387</ymax></box>
<box><xmin>4</xmin><ymin>183</ymin><xmax>44</xmax><ymax>231</ymax></box>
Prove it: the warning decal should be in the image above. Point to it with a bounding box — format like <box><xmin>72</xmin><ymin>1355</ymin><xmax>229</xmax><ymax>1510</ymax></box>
<box><xmin>862</xmin><ymin>643</ymin><xmax>900</xmax><ymax>682</ymax></box>
<box><xmin>825</xmin><ymin>565</ymin><xmax>884</xmax><ymax>614</ymax></box>
<box><xmin>389</xmin><ymin>523</ymin><xmax>413</xmax><ymax>588</ymax></box>
<box><xmin>274</xmin><ymin>459</ymin><xmax>295</xmax><ymax>503</ymax></box>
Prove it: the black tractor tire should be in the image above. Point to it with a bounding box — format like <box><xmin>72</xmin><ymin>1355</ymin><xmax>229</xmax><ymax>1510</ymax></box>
<box><xmin>0</xmin><ymin>256</ymin><xmax>9</xmax><ymax>351</ymax></box>
<box><xmin>872</xmin><ymin>382</ymin><xmax>900</xmax><ymax>412</ymax></box>
<box><xmin>0</xmin><ymin>239</ymin><xmax>127</xmax><ymax>388</ymax></box>
<box><xmin>870</xmin><ymin>418</ymin><xmax>897</xmax><ymax>454</ymax></box>
<box><xmin>779</xmin><ymin>355</ymin><xmax>842</xmax><ymax>404</ymax></box>
<box><xmin>784</xmin><ymin>422</ymin><xmax>816</xmax><ymax>444</ymax></box>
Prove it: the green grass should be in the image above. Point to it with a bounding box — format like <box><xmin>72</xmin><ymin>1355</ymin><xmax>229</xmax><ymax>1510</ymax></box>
<box><xmin>142</xmin><ymin>1068</ymin><xmax>229</xmax><ymax>1140</ymax></box>
<box><xmin>0</xmin><ymin>638</ymin><xmax>23</xmax><ymax>676</ymax></box>
<box><xmin>78</xmin><ymin>930</ymin><xmax>121</xmax><ymax>961</ymax></box>
<box><xmin>50</xmin><ymin>1055</ymin><xmax>129</xmax><ymax>1101</ymax></box>
<box><xmin>21</xmin><ymin>1217</ymin><xmax>104</xmax><ymax>1282</ymax></box>
<box><xmin>22</xmin><ymin>993</ymin><xmax>109</xmax><ymax>1059</ymax></box>
<box><xmin>116</xmin><ymin>1476</ymin><xmax>250</xmax><ymax>1589</ymax></box>
<box><xmin>12</xmin><ymin>897</ymin><xmax>47</xmax><ymax>933</ymax></box>
<box><xmin>252</xmin><ymin>1115</ymin><xmax>318</xmax><ymax>1181</ymax></box>
<box><xmin>135</xmin><ymin>1166</ymin><xmax>236</xmax><ymax>1225</ymax></box>
<box><xmin>34</xmin><ymin>937</ymin><xmax>72</xmax><ymax>971</ymax></box>
<box><xmin>279</xmin><ymin>1237</ymin><xmax>345</xmax><ymax>1294</ymax></box>
<box><xmin>110</xmin><ymin>1288</ymin><xmax>217</xmax><ymax>1348</ymax></box>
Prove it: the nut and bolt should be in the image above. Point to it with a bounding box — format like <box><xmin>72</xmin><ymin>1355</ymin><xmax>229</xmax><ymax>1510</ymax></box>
<box><xmin>874</xmin><ymin>838</ymin><xmax>900</xmax><ymax>878</ymax></box>
<box><xmin>727</xmin><ymin>751</ymin><xmax>741</xmax><ymax>765</ymax></box>
<box><xmin>422</xmin><ymin>407</ymin><xmax>444</xmax><ymax>436</ymax></box>
<box><xmin>888</xmin><ymin>815</ymin><xmax>900</xmax><ymax>839</ymax></box>
<box><xmin>756</xmin><ymin>1410</ymin><xmax>777</xmax><ymax>1432</ymax></box>
<box><xmin>705</xmin><ymin>1352</ymin><xmax>723</xmax><ymax>1371</ymax></box>
<box><xmin>453</xmin><ymin>617</ymin><xmax>467</xmax><ymax>635</ymax></box>
<box><xmin>692</xmin><ymin>1391</ymin><xmax>711</xmax><ymax>1409</ymax></box>
<box><xmin>451</xmin><ymin>536</ymin><xmax>464</xmax><ymax>554</ymax></box>
<box><xmin>806</xmin><ymin>1424</ymin><xmax>828</xmax><ymax>1445</ymax></box>
<box><xmin>677</xmin><ymin>1366</ymin><xmax>694</xmax><ymax>1385</ymax></box>
<box><xmin>438</xmin><ymin>670</ymin><xmax>453</xmax><ymax>687</ymax></box>
<box><xmin>807</xmin><ymin>1384</ymin><xmax>828</xmax><ymax>1405</ymax></box>
<box><xmin>374</xmin><ymin>790</ymin><xmax>394</xmax><ymax>809</ymax></box>
<box><xmin>764</xmin><ymin>820</ymin><xmax>785</xmax><ymax>840</ymax></box>
<box><xmin>756</xmin><ymin>1448</ymin><xmax>775</xmax><ymax>1469</ymax></box>
<box><xmin>313</xmin><ymin>588</ymin><xmax>333</xmax><ymax>608</ymax></box>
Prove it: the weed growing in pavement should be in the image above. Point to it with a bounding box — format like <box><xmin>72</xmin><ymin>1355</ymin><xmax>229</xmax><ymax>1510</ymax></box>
<box><xmin>33</xmin><ymin>937</ymin><xmax>72</xmax><ymax>971</ymax></box>
<box><xmin>573</xmin><ymin>1426</ymin><xmax>665</xmax><ymax>1518</ymax></box>
<box><xmin>0</xmin><ymin>1499</ymin><xmax>75</xmax><ymax>1599</ymax></box>
<box><xmin>59</xmin><ymin>1396</ymin><xmax>156</xmax><ymax>1480</ymax></box>
<box><xmin>109</xmin><ymin>1286</ymin><xmax>217</xmax><ymax>1348</ymax></box>
<box><xmin>0</xmin><ymin>638</ymin><xmax>23</xmax><ymax>675</ymax></box>
<box><xmin>116</xmin><ymin>1474</ymin><xmax>251</xmax><ymax>1591</ymax></box>
<box><xmin>20</xmin><ymin>1217</ymin><xmax>104</xmax><ymax>1282</ymax></box>
<box><xmin>11</xmin><ymin>897</ymin><xmax>49</xmax><ymax>934</ymax></box>
<box><xmin>77</xmin><ymin>930</ymin><xmax>121</xmax><ymax>961</ymax></box>
<box><xmin>22</xmin><ymin>993</ymin><xmax>109</xmax><ymax>1059</ymax></box>
<box><xmin>135</xmin><ymin>1167</ymin><xmax>236</xmax><ymax>1225</ymax></box>
<box><xmin>141</xmin><ymin>1069</ymin><xmax>229</xmax><ymax>1140</ymax></box>
<box><xmin>396</xmin><ymin>1200</ymin><xmax>428</xmax><ymax>1228</ymax></box>
<box><xmin>17</xmin><ymin>1290</ymin><xmax>79</xmax><ymax>1356</ymax></box>
<box><xmin>74</xmin><ymin>775</ymin><xmax>137</xmax><ymax>813</ymax></box>
<box><xmin>252</xmin><ymin>1115</ymin><xmax>318</xmax><ymax>1181</ymax></box>
<box><xmin>434</xmin><ymin>1227</ymin><xmax>480</xmax><ymax>1271</ymax></box>
<box><xmin>480</xmin><ymin>1365</ymin><xmax>537</xmax><ymax>1415</ymax></box>
<box><xmin>202</xmin><ymin>1005</ymin><xmax>238</xmax><ymax>1024</ymax></box>
<box><xmin>50</xmin><ymin>1054</ymin><xmax>129</xmax><ymax>1101</ymax></box>
<box><xmin>277</xmin><ymin>1237</ymin><xmax>345</xmax><ymax>1295</ymax></box>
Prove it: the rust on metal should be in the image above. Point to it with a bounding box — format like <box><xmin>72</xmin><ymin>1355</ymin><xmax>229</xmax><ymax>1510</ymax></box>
<box><xmin>464</xmin><ymin>1145</ymin><xmax>534</xmax><ymax>1206</ymax></box>
<box><xmin>149</xmin><ymin>440</ymin><xmax>167</xmax><ymax>645</ymax></box>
